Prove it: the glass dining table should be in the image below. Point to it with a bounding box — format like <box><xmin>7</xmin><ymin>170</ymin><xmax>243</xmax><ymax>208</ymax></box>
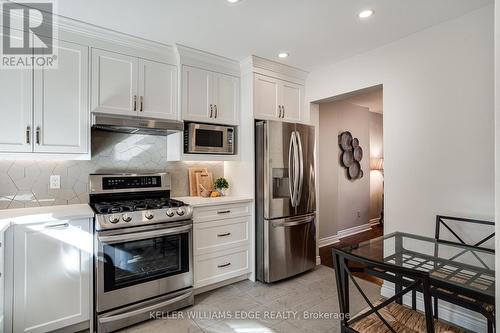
<box><xmin>337</xmin><ymin>232</ymin><xmax>495</xmax><ymax>331</ymax></box>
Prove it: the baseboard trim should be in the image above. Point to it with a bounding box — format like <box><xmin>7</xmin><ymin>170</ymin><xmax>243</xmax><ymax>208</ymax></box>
<box><xmin>381</xmin><ymin>283</ymin><xmax>486</xmax><ymax>332</ymax></box>
<box><xmin>319</xmin><ymin>221</ymin><xmax>380</xmax><ymax>248</ymax></box>
<box><xmin>337</xmin><ymin>223</ymin><xmax>372</xmax><ymax>239</ymax></box>
<box><xmin>319</xmin><ymin>235</ymin><xmax>340</xmax><ymax>247</ymax></box>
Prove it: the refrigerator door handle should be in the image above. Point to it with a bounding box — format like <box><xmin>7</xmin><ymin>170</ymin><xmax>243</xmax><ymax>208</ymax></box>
<box><xmin>270</xmin><ymin>213</ymin><xmax>316</xmax><ymax>227</ymax></box>
<box><xmin>295</xmin><ymin>131</ymin><xmax>304</xmax><ymax>206</ymax></box>
<box><xmin>288</xmin><ymin>131</ymin><xmax>296</xmax><ymax>207</ymax></box>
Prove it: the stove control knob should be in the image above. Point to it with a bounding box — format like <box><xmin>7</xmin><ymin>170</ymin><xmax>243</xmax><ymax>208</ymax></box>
<box><xmin>122</xmin><ymin>214</ymin><xmax>132</xmax><ymax>222</ymax></box>
<box><xmin>109</xmin><ymin>215</ymin><xmax>120</xmax><ymax>224</ymax></box>
<box><xmin>176</xmin><ymin>207</ymin><xmax>185</xmax><ymax>216</ymax></box>
<box><xmin>145</xmin><ymin>212</ymin><xmax>154</xmax><ymax>220</ymax></box>
<box><xmin>166</xmin><ymin>209</ymin><xmax>175</xmax><ymax>217</ymax></box>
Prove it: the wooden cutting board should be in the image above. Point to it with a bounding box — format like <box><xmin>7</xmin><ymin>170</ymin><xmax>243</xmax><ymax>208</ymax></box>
<box><xmin>188</xmin><ymin>167</ymin><xmax>208</xmax><ymax>196</ymax></box>
<box><xmin>195</xmin><ymin>172</ymin><xmax>214</xmax><ymax>196</ymax></box>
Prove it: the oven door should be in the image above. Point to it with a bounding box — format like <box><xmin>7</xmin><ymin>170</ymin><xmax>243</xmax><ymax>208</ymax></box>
<box><xmin>186</xmin><ymin>123</ymin><xmax>234</xmax><ymax>154</ymax></box>
<box><xmin>96</xmin><ymin>221</ymin><xmax>193</xmax><ymax>313</ymax></box>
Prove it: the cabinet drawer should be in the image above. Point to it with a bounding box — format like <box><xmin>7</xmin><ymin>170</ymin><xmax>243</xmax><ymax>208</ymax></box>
<box><xmin>194</xmin><ymin>247</ymin><xmax>249</xmax><ymax>288</ymax></box>
<box><xmin>193</xmin><ymin>202</ymin><xmax>251</xmax><ymax>223</ymax></box>
<box><xmin>194</xmin><ymin>216</ymin><xmax>249</xmax><ymax>255</ymax></box>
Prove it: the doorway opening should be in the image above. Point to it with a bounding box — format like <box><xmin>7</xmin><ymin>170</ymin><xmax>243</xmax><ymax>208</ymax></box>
<box><xmin>315</xmin><ymin>85</ymin><xmax>384</xmax><ymax>283</ymax></box>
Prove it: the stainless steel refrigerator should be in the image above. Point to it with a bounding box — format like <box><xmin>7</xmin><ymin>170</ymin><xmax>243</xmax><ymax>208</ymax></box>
<box><xmin>255</xmin><ymin>120</ymin><xmax>316</xmax><ymax>283</ymax></box>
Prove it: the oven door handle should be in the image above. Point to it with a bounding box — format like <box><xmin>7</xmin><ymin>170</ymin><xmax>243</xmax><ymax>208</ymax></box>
<box><xmin>98</xmin><ymin>225</ymin><xmax>192</xmax><ymax>244</ymax></box>
<box><xmin>99</xmin><ymin>291</ymin><xmax>193</xmax><ymax>324</ymax></box>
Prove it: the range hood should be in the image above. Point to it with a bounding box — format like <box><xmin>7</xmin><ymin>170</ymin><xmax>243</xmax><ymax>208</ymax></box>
<box><xmin>92</xmin><ymin>114</ymin><xmax>184</xmax><ymax>136</ymax></box>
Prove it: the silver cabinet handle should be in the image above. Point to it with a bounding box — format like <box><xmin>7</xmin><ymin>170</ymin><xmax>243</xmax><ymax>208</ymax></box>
<box><xmin>217</xmin><ymin>232</ymin><xmax>231</xmax><ymax>237</ymax></box>
<box><xmin>214</xmin><ymin>105</ymin><xmax>218</xmax><ymax>118</ymax></box>
<box><xmin>44</xmin><ymin>222</ymin><xmax>69</xmax><ymax>229</ymax></box>
<box><xmin>36</xmin><ymin>127</ymin><xmax>41</xmax><ymax>145</ymax></box>
<box><xmin>278</xmin><ymin>105</ymin><xmax>282</xmax><ymax>118</ymax></box>
<box><xmin>282</xmin><ymin>105</ymin><xmax>285</xmax><ymax>118</ymax></box>
<box><xmin>140</xmin><ymin>96</ymin><xmax>143</xmax><ymax>112</ymax></box>
<box><xmin>210</xmin><ymin>104</ymin><xmax>213</xmax><ymax>118</ymax></box>
<box><xmin>26</xmin><ymin>126</ymin><xmax>30</xmax><ymax>144</ymax></box>
<box><xmin>133</xmin><ymin>95</ymin><xmax>137</xmax><ymax>111</ymax></box>
<box><xmin>217</xmin><ymin>262</ymin><xmax>231</xmax><ymax>268</ymax></box>
<box><xmin>217</xmin><ymin>210</ymin><xmax>231</xmax><ymax>214</ymax></box>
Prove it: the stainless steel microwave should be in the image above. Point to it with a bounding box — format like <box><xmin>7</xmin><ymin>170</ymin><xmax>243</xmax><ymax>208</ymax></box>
<box><xmin>184</xmin><ymin>123</ymin><xmax>235</xmax><ymax>155</ymax></box>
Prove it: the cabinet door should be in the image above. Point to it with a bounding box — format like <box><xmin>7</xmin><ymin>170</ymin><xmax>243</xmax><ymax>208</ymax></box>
<box><xmin>13</xmin><ymin>219</ymin><xmax>91</xmax><ymax>333</ymax></box>
<box><xmin>280</xmin><ymin>81</ymin><xmax>302</xmax><ymax>122</ymax></box>
<box><xmin>0</xmin><ymin>61</ymin><xmax>32</xmax><ymax>152</ymax></box>
<box><xmin>33</xmin><ymin>40</ymin><xmax>89</xmax><ymax>154</ymax></box>
<box><xmin>138</xmin><ymin>59</ymin><xmax>178</xmax><ymax>120</ymax></box>
<box><xmin>181</xmin><ymin>66</ymin><xmax>212</xmax><ymax>123</ymax></box>
<box><xmin>212</xmin><ymin>72</ymin><xmax>239</xmax><ymax>125</ymax></box>
<box><xmin>254</xmin><ymin>74</ymin><xmax>279</xmax><ymax>120</ymax></box>
<box><xmin>91</xmin><ymin>49</ymin><xmax>138</xmax><ymax>116</ymax></box>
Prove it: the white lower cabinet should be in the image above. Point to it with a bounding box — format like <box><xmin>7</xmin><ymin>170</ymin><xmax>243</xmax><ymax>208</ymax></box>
<box><xmin>12</xmin><ymin>219</ymin><xmax>92</xmax><ymax>333</ymax></box>
<box><xmin>193</xmin><ymin>201</ymin><xmax>252</xmax><ymax>289</ymax></box>
<box><xmin>195</xmin><ymin>247</ymin><xmax>250</xmax><ymax>288</ymax></box>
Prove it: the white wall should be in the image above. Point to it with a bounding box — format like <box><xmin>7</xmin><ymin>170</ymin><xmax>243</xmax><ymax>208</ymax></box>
<box><xmin>307</xmin><ymin>6</ymin><xmax>494</xmax><ymax>237</ymax></box>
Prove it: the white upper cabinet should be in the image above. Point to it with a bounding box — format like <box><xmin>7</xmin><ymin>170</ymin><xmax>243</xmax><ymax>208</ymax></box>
<box><xmin>13</xmin><ymin>219</ymin><xmax>92</xmax><ymax>333</ymax></box>
<box><xmin>91</xmin><ymin>49</ymin><xmax>138</xmax><ymax>116</ymax></box>
<box><xmin>181</xmin><ymin>65</ymin><xmax>239</xmax><ymax>125</ymax></box>
<box><xmin>243</xmin><ymin>56</ymin><xmax>308</xmax><ymax>123</ymax></box>
<box><xmin>0</xmin><ymin>69</ymin><xmax>32</xmax><ymax>153</ymax></box>
<box><xmin>254</xmin><ymin>74</ymin><xmax>280</xmax><ymax>120</ymax></box>
<box><xmin>92</xmin><ymin>49</ymin><xmax>178</xmax><ymax>120</ymax></box>
<box><xmin>213</xmin><ymin>72</ymin><xmax>239</xmax><ymax>125</ymax></box>
<box><xmin>177</xmin><ymin>45</ymin><xmax>240</xmax><ymax>127</ymax></box>
<box><xmin>280</xmin><ymin>81</ymin><xmax>302</xmax><ymax>122</ymax></box>
<box><xmin>182</xmin><ymin>66</ymin><xmax>212</xmax><ymax>122</ymax></box>
<box><xmin>138</xmin><ymin>59</ymin><xmax>177</xmax><ymax>120</ymax></box>
<box><xmin>34</xmin><ymin>41</ymin><xmax>89</xmax><ymax>154</ymax></box>
<box><xmin>0</xmin><ymin>37</ymin><xmax>90</xmax><ymax>156</ymax></box>
<box><xmin>253</xmin><ymin>73</ymin><xmax>304</xmax><ymax>122</ymax></box>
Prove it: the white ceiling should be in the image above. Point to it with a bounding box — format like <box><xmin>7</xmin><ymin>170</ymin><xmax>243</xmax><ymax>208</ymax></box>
<box><xmin>51</xmin><ymin>0</ymin><xmax>491</xmax><ymax>71</ymax></box>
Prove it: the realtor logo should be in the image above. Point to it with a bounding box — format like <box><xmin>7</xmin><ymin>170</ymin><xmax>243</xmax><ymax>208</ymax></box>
<box><xmin>1</xmin><ymin>1</ymin><xmax>58</xmax><ymax>68</ymax></box>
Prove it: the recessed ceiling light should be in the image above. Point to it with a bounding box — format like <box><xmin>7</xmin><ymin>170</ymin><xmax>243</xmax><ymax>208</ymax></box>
<box><xmin>226</xmin><ymin>0</ymin><xmax>241</xmax><ymax>3</ymax></box>
<box><xmin>358</xmin><ymin>9</ymin><xmax>374</xmax><ymax>19</ymax></box>
<box><xmin>278</xmin><ymin>52</ymin><xmax>289</xmax><ymax>59</ymax></box>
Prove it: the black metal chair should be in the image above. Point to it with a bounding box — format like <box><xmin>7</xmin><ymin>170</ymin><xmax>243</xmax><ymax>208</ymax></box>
<box><xmin>433</xmin><ymin>215</ymin><xmax>495</xmax><ymax>333</ymax></box>
<box><xmin>332</xmin><ymin>248</ymin><xmax>464</xmax><ymax>333</ymax></box>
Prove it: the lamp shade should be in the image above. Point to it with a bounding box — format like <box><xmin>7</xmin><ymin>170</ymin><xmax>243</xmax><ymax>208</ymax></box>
<box><xmin>371</xmin><ymin>158</ymin><xmax>384</xmax><ymax>171</ymax></box>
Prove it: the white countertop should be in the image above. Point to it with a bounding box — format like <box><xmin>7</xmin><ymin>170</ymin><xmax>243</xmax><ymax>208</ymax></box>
<box><xmin>174</xmin><ymin>196</ymin><xmax>253</xmax><ymax>207</ymax></box>
<box><xmin>0</xmin><ymin>204</ymin><xmax>95</xmax><ymax>232</ymax></box>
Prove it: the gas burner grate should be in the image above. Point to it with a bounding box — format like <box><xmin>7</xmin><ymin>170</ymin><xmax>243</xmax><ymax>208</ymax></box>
<box><xmin>92</xmin><ymin>198</ymin><xmax>186</xmax><ymax>214</ymax></box>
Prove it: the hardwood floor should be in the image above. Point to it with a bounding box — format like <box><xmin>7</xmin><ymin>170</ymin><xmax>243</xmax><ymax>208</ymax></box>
<box><xmin>319</xmin><ymin>224</ymin><xmax>384</xmax><ymax>285</ymax></box>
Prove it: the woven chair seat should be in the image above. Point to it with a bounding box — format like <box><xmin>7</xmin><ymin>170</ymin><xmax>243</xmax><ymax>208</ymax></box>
<box><xmin>350</xmin><ymin>302</ymin><xmax>465</xmax><ymax>333</ymax></box>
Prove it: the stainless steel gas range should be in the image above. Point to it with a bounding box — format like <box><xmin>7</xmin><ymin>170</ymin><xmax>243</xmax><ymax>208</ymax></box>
<box><xmin>89</xmin><ymin>173</ymin><xmax>194</xmax><ymax>332</ymax></box>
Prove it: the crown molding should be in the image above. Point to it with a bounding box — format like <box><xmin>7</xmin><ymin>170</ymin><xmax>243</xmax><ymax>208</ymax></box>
<box><xmin>241</xmin><ymin>55</ymin><xmax>308</xmax><ymax>84</ymax></box>
<box><xmin>1</xmin><ymin>3</ymin><xmax>176</xmax><ymax>63</ymax></box>
<box><xmin>176</xmin><ymin>44</ymin><xmax>240</xmax><ymax>77</ymax></box>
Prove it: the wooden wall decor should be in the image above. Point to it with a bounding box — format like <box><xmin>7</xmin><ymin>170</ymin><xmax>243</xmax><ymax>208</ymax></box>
<box><xmin>338</xmin><ymin>131</ymin><xmax>364</xmax><ymax>180</ymax></box>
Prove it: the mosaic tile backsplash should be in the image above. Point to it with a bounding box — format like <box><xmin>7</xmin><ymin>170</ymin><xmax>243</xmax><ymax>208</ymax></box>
<box><xmin>0</xmin><ymin>130</ymin><xmax>224</xmax><ymax>209</ymax></box>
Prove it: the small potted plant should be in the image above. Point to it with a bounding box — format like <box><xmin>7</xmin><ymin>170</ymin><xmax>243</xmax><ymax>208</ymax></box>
<box><xmin>214</xmin><ymin>177</ymin><xmax>229</xmax><ymax>196</ymax></box>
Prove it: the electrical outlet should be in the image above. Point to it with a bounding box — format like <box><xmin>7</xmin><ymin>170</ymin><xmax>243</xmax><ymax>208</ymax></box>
<box><xmin>50</xmin><ymin>175</ymin><xmax>60</xmax><ymax>189</ymax></box>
